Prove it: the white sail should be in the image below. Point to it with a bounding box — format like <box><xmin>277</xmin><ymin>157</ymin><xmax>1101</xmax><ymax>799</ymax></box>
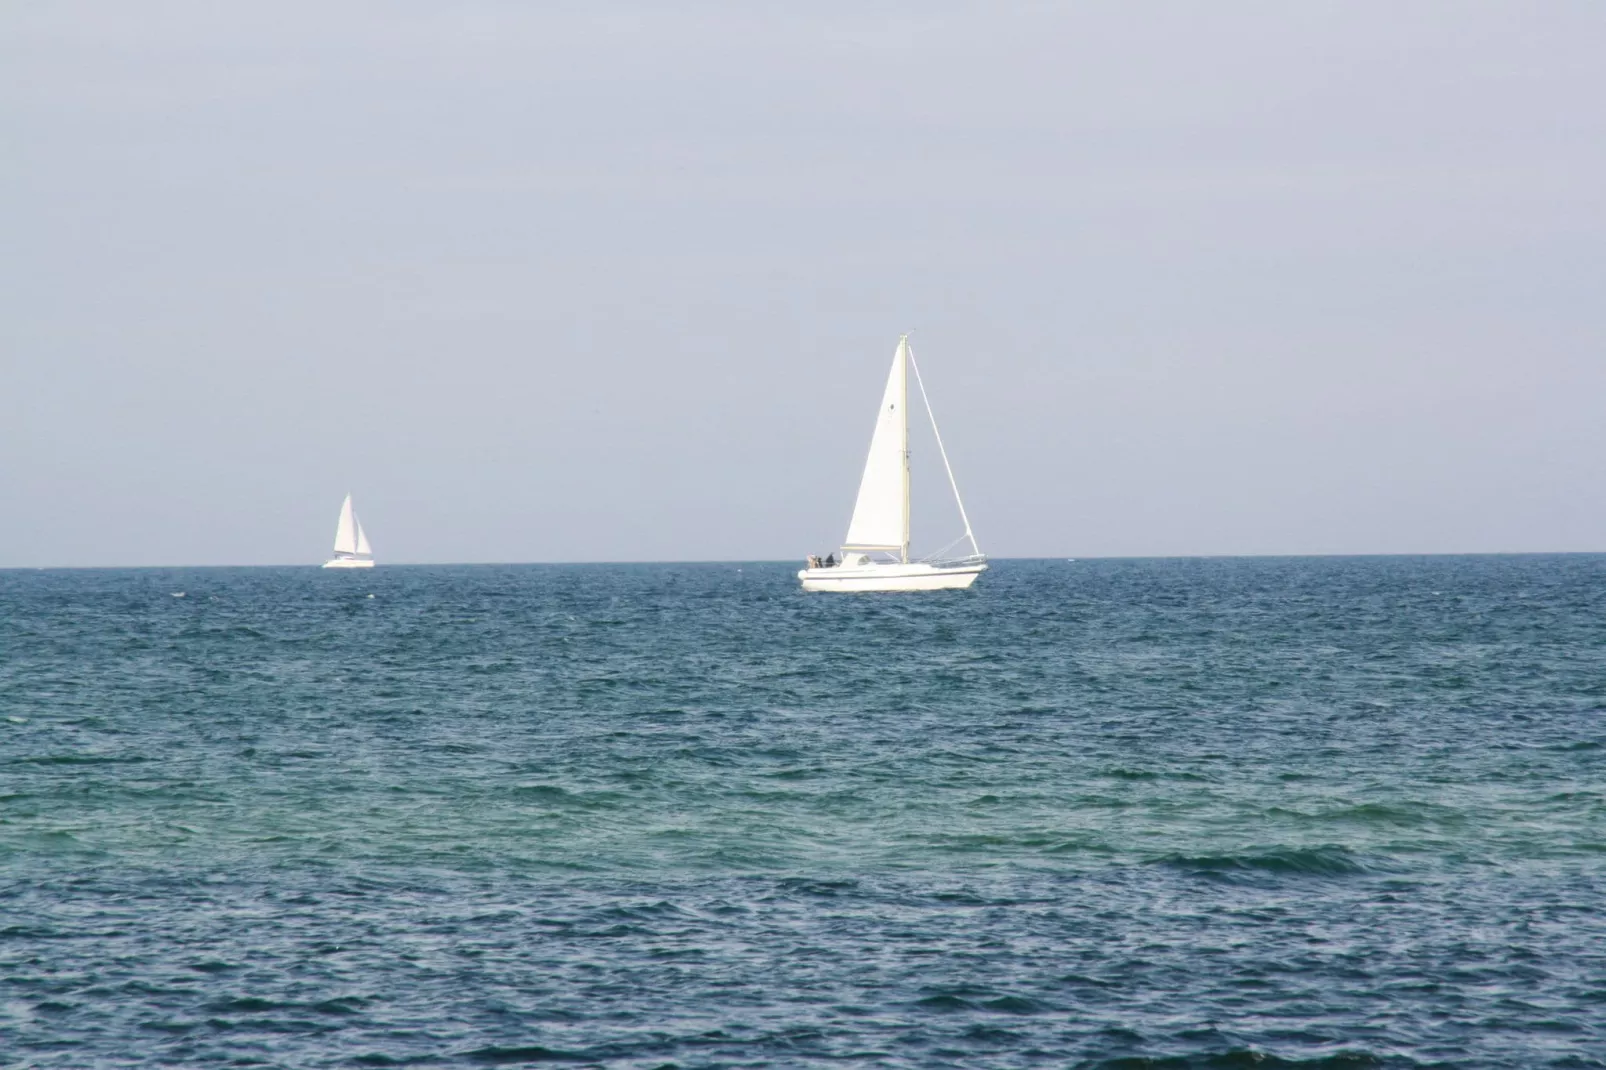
<box><xmin>332</xmin><ymin>494</ymin><xmax>358</xmax><ymax>555</ymax></box>
<box><xmin>354</xmin><ymin>518</ymin><xmax>372</xmax><ymax>557</ymax></box>
<box><xmin>842</xmin><ymin>336</ymin><xmax>910</xmax><ymax>556</ymax></box>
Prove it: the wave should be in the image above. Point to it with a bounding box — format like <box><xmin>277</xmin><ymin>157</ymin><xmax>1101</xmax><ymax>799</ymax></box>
<box><xmin>1102</xmin><ymin>766</ymin><xmax>1213</xmax><ymax>782</ymax></box>
<box><xmin>1088</xmin><ymin>1051</ymin><xmax>1386</xmax><ymax>1068</ymax></box>
<box><xmin>1309</xmin><ymin>802</ymin><xmax>1465</xmax><ymax>828</ymax></box>
<box><xmin>1151</xmin><ymin>845</ymin><xmax>1373</xmax><ymax>878</ymax></box>
<box><xmin>912</xmin><ymin>989</ymin><xmax>1052</xmax><ymax>1015</ymax></box>
<box><xmin>510</xmin><ymin>784</ymin><xmax>578</xmax><ymax>802</ymax></box>
<box><xmin>463</xmin><ymin>1045</ymin><xmax>593</xmax><ymax>1064</ymax></box>
<box><xmin>775</xmin><ymin>877</ymin><xmax>859</xmax><ymax>897</ymax></box>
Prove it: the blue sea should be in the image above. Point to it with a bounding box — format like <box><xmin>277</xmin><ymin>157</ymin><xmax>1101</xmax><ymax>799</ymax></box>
<box><xmin>2</xmin><ymin>557</ymin><xmax>1603</xmax><ymax>1068</ymax></box>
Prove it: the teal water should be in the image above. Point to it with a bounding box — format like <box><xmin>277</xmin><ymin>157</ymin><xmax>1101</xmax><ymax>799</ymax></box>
<box><xmin>2</xmin><ymin>557</ymin><xmax>1603</xmax><ymax>1067</ymax></box>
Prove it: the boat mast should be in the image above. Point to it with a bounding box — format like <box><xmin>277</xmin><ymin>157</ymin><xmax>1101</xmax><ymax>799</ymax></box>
<box><xmin>899</xmin><ymin>335</ymin><xmax>911</xmax><ymax>564</ymax></box>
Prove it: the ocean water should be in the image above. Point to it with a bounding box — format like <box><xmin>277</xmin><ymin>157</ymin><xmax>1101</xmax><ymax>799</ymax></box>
<box><xmin>1</xmin><ymin>557</ymin><xmax>1602</xmax><ymax>1069</ymax></box>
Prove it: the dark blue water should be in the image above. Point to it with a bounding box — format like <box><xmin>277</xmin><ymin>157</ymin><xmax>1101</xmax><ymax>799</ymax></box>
<box><xmin>2</xmin><ymin>557</ymin><xmax>1603</xmax><ymax>1068</ymax></box>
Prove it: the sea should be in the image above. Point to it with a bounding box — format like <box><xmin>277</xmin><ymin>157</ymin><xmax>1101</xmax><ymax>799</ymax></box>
<box><xmin>1</xmin><ymin>557</ymin><xmax>1602</xmax><ymax>1069</ymax></box>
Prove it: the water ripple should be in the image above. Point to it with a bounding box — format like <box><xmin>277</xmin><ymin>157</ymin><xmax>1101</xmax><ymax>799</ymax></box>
<box><xmin>1</xmin><ymin>557</ymin><xmax>1603</xmax><ymax>1067</ymax></box>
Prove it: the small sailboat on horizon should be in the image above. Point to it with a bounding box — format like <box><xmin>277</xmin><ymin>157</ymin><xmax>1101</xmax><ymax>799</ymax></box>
<box><xmin>322</xmin><ymin>493</ymin><xmax>375</xmax><ymax>569</ymax></box>
<box><xmin>799</xmin><ymin>334</ymin><xmax>986</xmax><ymax>592</ymax></box>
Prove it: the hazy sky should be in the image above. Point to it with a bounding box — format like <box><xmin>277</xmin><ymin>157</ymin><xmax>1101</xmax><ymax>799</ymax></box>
<box><xmin>5</xmin><ymin>2</ymin><xmax>1604</xmax><ymax>566</ymax></box>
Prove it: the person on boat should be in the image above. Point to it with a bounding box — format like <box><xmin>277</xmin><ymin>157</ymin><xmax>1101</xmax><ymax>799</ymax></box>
<box><xmin>807</xmin><ymin>555</ymin><xmax>820</xmax><ymax>569</ymax></box>
<box><xmin>825</xmin><ymin>553</ymin><xmax>836</xmax><ymax>567</ymax></box>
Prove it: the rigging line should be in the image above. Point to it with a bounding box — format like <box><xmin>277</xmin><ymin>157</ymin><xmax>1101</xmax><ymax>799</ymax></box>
<box><xmin>906</xmin><ymin>344</ymin><xmax>982</xmax><ymax>558</ymax></box>
<box><xmin>920</xmin><ymin>533</ymin><xmax>971</xmax><ymax>563</ymax></box>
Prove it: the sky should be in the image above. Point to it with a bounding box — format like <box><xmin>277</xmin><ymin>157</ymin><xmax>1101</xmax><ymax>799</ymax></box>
<box><xmin>4</xmin><ymin>2</ymin><xmax>1604</xmax><ymax>566</ymax></box>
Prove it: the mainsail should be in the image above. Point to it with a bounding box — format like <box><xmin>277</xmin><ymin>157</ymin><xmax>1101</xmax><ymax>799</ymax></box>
<box><xmin>333</xmin><ymin>494</ymin><xmax>359</xmax><ymax>555</ymax></box>
<box><xmin>842</xmin><ymin>336</ymin><xmax>910</xmax><ymax>558</ymax></box>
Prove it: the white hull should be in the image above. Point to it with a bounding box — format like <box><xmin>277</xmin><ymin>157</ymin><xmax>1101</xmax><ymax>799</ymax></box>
<box><xmin>322</xmin><ymin>557</ymin><xmax>374</xmax><ymax>569</ymax></box>
<box><xmin>798</xmin><ymin>561</ymin><xmax>986</xmax><ymax>592</ymax></box>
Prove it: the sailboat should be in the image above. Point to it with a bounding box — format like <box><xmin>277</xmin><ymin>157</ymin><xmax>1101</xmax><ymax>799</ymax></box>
<box><xmin>322</xmin><ymin>493</ymin><xmax>375</xmax><ymax>569</ymax></box>
<box><xmin>799</xmin><ymin>334</ymin><xmax>986</xmax><ymax>592</ymax></box>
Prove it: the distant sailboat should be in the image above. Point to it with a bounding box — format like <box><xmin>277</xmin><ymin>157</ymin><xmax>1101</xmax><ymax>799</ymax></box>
<box><xmin>799</xmin><ymin>335</ymin><xmax>986</xmax><ymax>592</ymax></box>
<box><xmin>322</xmin><ymin>494</ymin><xmax>375</xmax><ymax>569</ymax></box>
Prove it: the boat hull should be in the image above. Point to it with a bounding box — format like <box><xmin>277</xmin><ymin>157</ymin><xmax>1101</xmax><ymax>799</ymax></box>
<box><xmin>797</xmin><ymin>561</ymin><xmax>986</xmax><ymax>592</ymax></box>
<box><xmin>322</xmin><ymin>557</ymin><xmax>375</xmax><ymax>569</ymax></box>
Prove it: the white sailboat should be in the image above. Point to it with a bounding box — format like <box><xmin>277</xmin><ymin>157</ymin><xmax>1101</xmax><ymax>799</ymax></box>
<box><xmin>799</xmin><ymin>335</ymin><xmax>986</xmax><ymax>592</ymax></box>
<box><xmin>322</xmin><ymin>493</ymin><xmax>375</xmax><ymax>569</ymax></box>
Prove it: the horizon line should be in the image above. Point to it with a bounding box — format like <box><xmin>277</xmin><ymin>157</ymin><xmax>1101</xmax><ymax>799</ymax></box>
<box><xmin>4</xmin><ymin>549</ymin><xmax>1605</xmax><ymax>571</ymax></box>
